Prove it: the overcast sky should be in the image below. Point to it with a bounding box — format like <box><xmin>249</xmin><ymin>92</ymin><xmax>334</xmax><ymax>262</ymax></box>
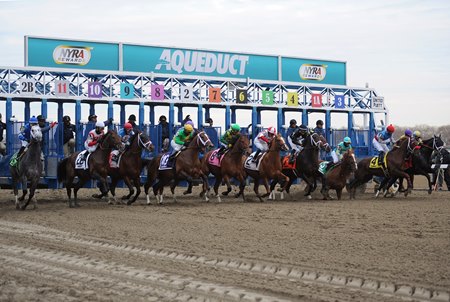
<box><xmin>0</xmin><ymin>0</ymin><xmax>449</xmax><ymax>127</ymax></box>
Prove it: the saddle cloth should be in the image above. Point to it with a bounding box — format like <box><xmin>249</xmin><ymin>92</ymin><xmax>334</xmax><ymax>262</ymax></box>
<box><xmin>208</xmin><ymin>149</ymin><xmax>227</xmax><ymax>167</ymax></box>
<box><xmin>369</xmin><ymin>153</ymin><xmax>388</xmax><ymax>169</ymax></box>
<box><xmin>244</xmin><ymin>152</ymin><xmax>267</xmax><ymax>171</ymax></box>
<box><xmin>159</xmin><ymin>153</ymin><xmax>173</xmax><ymax>170</ymax></box>
<box><xmin>75</xmin><ymin>151</ymin><xmax>91</xmax><ymax>170</ymax></box>
<box><xmin>318</xmin><ymin>161</ymin><xmax>329</xmax><ymax>175</ymax></box>
<box><xmin>109</xmin><ymin>150</ymin><xmax>123</xmax><ymax>169</ymax></box>
<box><xmin>282</xmin><ymin>155</ymin><xmax>296</xmax><ymax>170</ymax></box>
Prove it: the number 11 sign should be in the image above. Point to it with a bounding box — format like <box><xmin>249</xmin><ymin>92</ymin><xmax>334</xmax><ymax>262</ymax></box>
<box><xmin>55</xmin><ymin>80</ymin><xmax>70</xmax><ymax>97</ymax></box>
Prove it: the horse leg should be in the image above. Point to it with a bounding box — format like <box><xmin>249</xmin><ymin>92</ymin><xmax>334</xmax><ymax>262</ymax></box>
<box><xmin>213</xmin><ymin>176</ymin><xmax>221</xmax><ymax>199</ymax></box>
<box><xmin>19</xmin><ymin>176</ymin><xmax>27</xmax><ymax>202</ymax></box>
<box><xmin>253</xmin><ymin>179</ymin><xmax>263</xmax><ymax>202</ymax></box>
<box><xmin>21</xmin><ymin>178</ymin><xmax>38</xmax><ymax>211</ymax></box>
<box><xmin>277</xmin><ymin>171</ymin><xmax>290</xmax><ymax>200</ymax></box>
<box><xmin>383</xmin><ymin>177</ymin><xmax>399</xmax><ymax>198</ymax></box>
<box><xmin>121</xmin><ymin>176</ymin><xmax>134</xmax><ymax>200</ymax></box>
<box><xmin>201</xmin><ymin>173</ymin><xmax>210</xmax><ymax>202</ymax></box>
<box><xmin>336</xmin><ymin>188</ymin><xmax>343</xmax><ymax>200</ymax></box>
<box><xmin>303</xmin><ymin>176</ymin><xmax>314</xmax><ymax>200</ymax></box>
<box><xmin>260</xmin><ymin>178</ymin><xmax>271</xmax><ymax>199</ymax></box>
<box><xmin>376</xmin><ymin>177</ymin><xmax>390</xmax><ymax>197</ymax></box>
<box><xmin>73</xmin><ymin>176</ymin><xmax>89</xmax><ymax>208</ymax></box>
<box><xmin>12</xmin><ymin>176</ymin><xmax>20</xmax><ymax>210</ymax></box>
<box><xmin>221</xmin><ymin>175</ymin><xmax>232</xmax><ymax>196</ymax></box>
<box><xmin>127</xmin><ymin>176</ymin><xmax>141</xmax><ymax>205</ymax></box>
<box><xmin>109</xmin><ymin>177</ymin><xmax>119</xmax><ymax>205</ymax></box>
<box><xmin>235</xmin><ymin>174</ymin><xmax>247</xmax><ymax>202</ymax></box>
<box><xmin>170</xmin><ymin>179</ymin><xmax>179</xmax><ymax>203</ymax></box>
<box><xmin>183</xmin><ymin>182</ymin><xmax>193</xmax><ymax>195</ymax></box>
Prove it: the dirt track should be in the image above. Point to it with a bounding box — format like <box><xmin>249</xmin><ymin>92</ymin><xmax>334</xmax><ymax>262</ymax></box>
<box><xmin>0</xmin><ymin>179</ymin><xmax>449</xmax><ymax>302</ymax></box>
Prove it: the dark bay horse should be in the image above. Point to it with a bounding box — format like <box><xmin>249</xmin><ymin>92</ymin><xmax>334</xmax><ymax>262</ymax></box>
<box><xmin>108</xmin><ymin>132</ymin><xmax>154</xmax><ymax>205</ymax></box>
<box><xmin>270</xmin><ymin>133</ymin><xmax>331</xmax><ymax>200</ymax></box>
<box><xmin>144</xmin><ymin>131</ymin><xmax>212</xmax><ymax>204</ymax></box>
<box><xmin>320</xmin><ymin>149</ymin><xmax>357</xmax><ymax>200</ymax></box>
<box><xmin>244</xmin><ymin>134</ymin><xmax>289</xmax><ymax>202</ymax></box>
<box><xmin>349</xmin><ymin>137</ymin><xmax>417</xmax><ymax>199</ymax></box>
<box><xmin>202</xmin><ymin>134</ymin><xmax>250</xmax><ymax>202</ymax></box>
<box><xmin>57</xmin><ymin>130</ymin><xmax>123</xmax><ymax>208</ymax></box>
<box><xmin>395</xmin><ymin>135</ymin><xmax>444</xmax><ymax>194</ymax></box>
<box><xmin>10</xmin><ymin>125</ymin><xmax>43</xmax><ymax>210</ymax></box>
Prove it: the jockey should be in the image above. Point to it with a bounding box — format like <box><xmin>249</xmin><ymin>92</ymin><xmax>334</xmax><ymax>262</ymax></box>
<box><xmin>252</xmin><ymin>126</ymin><xmax>276</xmax><ymax>162</ymax></box>
<box><xmin>217</xmin><ymin>124</ymin><xmax>241</xmax><ymax>156</ymax></box>
<box><xmin>83</xmin><ymin>121</ymin><xmax>105</xmax><ymax>158</ymax></box>
<box><xmin>413</xmin><ymin>130</ymin><xmax>423</xmax><ymax>145</ymax></box>
<box><xmin>372</xmin><ymin>124</ymin><xmax>395</xmax><ymax>165</ymax></box>
<box><xmin>17</xmin><ymin>116</ymin><xmax>39</xmax><ymax>158</ymax></box>
<box><xmin>169</xmin><ymin>124</ymin><xmax>194</xmax><ymax>159</ymax></box>
<box><xmin>118</xmin><ymin>122</ymin><xmax>135</xmax><ymax>150</ymax></box>
<box><xmin>288</xmin><ymin>124</ymin><xmax>308</xmax><ymax>163</ymax></box>
<box><xmin>331</xmin><ymin>136</ymin><xmax>352</xmax><ymax>164</ymax></box>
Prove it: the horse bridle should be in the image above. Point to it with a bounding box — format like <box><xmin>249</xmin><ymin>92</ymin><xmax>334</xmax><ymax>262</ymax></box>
<box><xmin>137</xmin><ymin>133</ymin><xmax>153</xmax><ymax>151</ymax></box>
<box><xmin>186</xmin><ymin>131</ymin><xmax>211</xmax><ymax>149</ymax></box>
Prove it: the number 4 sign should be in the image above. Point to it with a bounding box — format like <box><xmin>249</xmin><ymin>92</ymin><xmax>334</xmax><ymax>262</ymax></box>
<box><xmin>311</xmin><ymin>94</ymin><xmax>323</xmax><ymax>108</ymax></box>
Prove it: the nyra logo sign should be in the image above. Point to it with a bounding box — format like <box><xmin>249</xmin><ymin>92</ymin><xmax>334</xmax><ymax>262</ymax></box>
<box><xmin>53</xmin><ymin>45</ymin><xmax>92</xmax><ymax>65</ymax></box>
<box><xmin>155</xmin><ymin>49</ymin><xmax>249</xmax><ymax>76</ymax></box>
<box><xmin>299</xmin><ymin>64</ymin><xmax>327</xmax><ymax>81</ymax></box>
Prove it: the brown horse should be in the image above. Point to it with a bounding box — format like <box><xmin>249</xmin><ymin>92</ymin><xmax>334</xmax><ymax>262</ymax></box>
<box><xmin>349</xmin><ymin>137</ymin><xmax>417</xmax><ymax>199</ymax></box>
<box><xmin>320</xmin><ymin>149</ymin><xmax>357</xmax><ymax>200</ymax></box>
<box><xmin>108</xmin><ymin>132</ymin><xmax>154</xmax><ymax>205</ymax></box>
<box><xmin>57</xmin><ymin>130</ymin><xmax>123</xmax><ymax>208</ymax></box>
<box><xmin>202</xmin><ymin>134</ymin><xmax>250</xmax><ymax>202</ymax></box>
<box><xmin>270</xmin><ymin>133</ymin><xmax>331</xmax><ymax>200</ymax></box>
<box><xmin>244</xmin><ymin>134</ymin><xmax>289</xmax><ymax>202</ymax></box>
<box><xmin>144</xmin><ymin>131</ymin><xmax>213</xmax><ymax>204</ymax></box>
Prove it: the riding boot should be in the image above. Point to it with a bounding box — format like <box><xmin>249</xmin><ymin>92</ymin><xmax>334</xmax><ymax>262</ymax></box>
<box><xmin>378</xmin><ymin>151</ymin><xmax>385</xmax><ymax>168</ymax></box>
<box><xmin>252</xmin><ymin>150</ymin><xmax>260</xmax><ymax>162</ymax></box>
<box><xmin>217</xmin><ymin>146</ymin><xmax>225</xmax><ymax>157</ymax></box>
<box><xmin>326</xmin><ymin>161</ymin><xmax>334</xmax><ymax>171</ymax></box>
<box><xmin>289</xmin><ymin>150</ymin><xmax>296</xmax><ymax>164</ymax></box>
<box><xmin>168</xmin><ymin>151</ymin><xmax>177</xmax><ymax>161</ymax></box>
<box><xmin>17</xmin><ymin>146</ymin><xmax>26</xmax><ymax>158</ymax></box>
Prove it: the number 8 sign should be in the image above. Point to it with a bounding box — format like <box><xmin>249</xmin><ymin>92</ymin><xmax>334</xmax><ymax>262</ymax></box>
<box><xmin>151</xmin><ymin>84</ymin><xmax>165</xmax><ymax>101</ymax></box>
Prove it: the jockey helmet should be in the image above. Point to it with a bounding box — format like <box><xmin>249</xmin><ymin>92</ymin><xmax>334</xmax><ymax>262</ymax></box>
<box><xmin>29</xmin><ymin>116</ymin><xmax>38</xmax><ymax>124</ymax></box>
<box><xmin>267</xmin><ymin>126</ymin><xmax>276</xmax><ymax>135</ymax></box>
<box><xmin>159</xmin><ymin>115</ymin><xmax>167</xmax><ymax>122</ymax></box>
<box><xmin>413</xmin><ymin>130</ymin><xmax>422</xmax><ymax>138</ymax></box>
<box><xmin>124</xmin><ymin>122</ymin><xmax>133</xmax><ymax>130</ymax></box>
<box><xmin>128</xmin><ymin>114</ymin><xmax>136</xmax><ymax>122</ymax></box>
<box><xmin>404</xmin><ymin>129</ymin><xmax>413</xmax><ymax>137</ymax></box>
<box><xmin>184</xmin><ymin>124</ymin><xmax>193</xmax><ymax>133</ymax></box>
<box><xmin>289</xmin><ymin>119</ymin><xmax>297</xmax><ymax>125</ymax></box>
<box><xmin>185</xmin><ymin>120</ymin><xmax>195</xmax><ymax>127</ymax></box>
<box><xmin>37</xmin><ymin>115</ymin><xmax>46</xmax><ymax>122</ymax></box>
<box><xmin>386</xmin><ymin>124</ymin><xmax>395</xmax><ymax>133</ymax></box>
<box><xmin>231</xmin><ymin>124</ymin><xmax>241</xmax><ymax>132</ymax></box>
<box><xmin>95</xmin><ymin>121</ymin><xmax>105</xmax><ymax>128</ymax></box>
<box><xmin>298</xmin><ymin>124</ymin><xmax>308</xmax><ymax>132</ymax></box>
<box><xmin>206</xmin><ymin>117</ymin><xmax>213</xmax><ymax>124</ymax></box>
<box><xmin>343</xmin><ymin>137</ymin><xmax>351</xmax><ymax>144</ymax></box>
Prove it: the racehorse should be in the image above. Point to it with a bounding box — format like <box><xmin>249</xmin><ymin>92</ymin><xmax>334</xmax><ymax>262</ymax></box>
<box><xmin>108</xmin><ymin>132</ymin><xmax>154</xmax><ymax>205</ymax></box>
<box><xmin>202</xmin><ymin>134</ymin><xmax>250</xmax><ymax>202</ymax></box>
<box><xmin>10</xmin><ymin>125</ymin><xmax>43</xmax><ymax>210</ymax></box>
<box><xmin>244</xmin><ymin>134</ymin><xmax>289</xmax><ymax>202</ymax></box>
<box><xmin>269</xmin><ymin>133</ymin><xmax>331</xmax><ymax>200</ymax></box>
<box><xmin>57</xmin><ymin>130</ymin><xmax>123</xmax><ymax>208</ymax></box>
<box><xmin>320</xmin><ymin>149</ymin><xmax>357</xmax><ymax>200</ymax></box>
<box><xmin>395</xmin><ymin>135</ymin><xmax>444</xmax><ymax>194</ymax></box>
<box><xmin>144</xmin><ymin>131</ymin><xmax>212</xmax><ymax>204</ymax></box>
<box><xmin>349</xmin><ymin>137</ymin><xmax>417</xmax><ymax>199</ymax></box>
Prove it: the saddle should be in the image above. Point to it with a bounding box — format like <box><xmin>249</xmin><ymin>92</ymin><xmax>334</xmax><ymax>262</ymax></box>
<box><xmin>369</xmin><ymin>154</ymin><xmax>387</xmax><ymax>169</ymax></box>
<box><xmin>244</xmin><ymin>152</ymin><xmax>267</xmax><ymax>171</ymax></box>
<box><xmin>109</xmin><ymin>150</ymin><xmax>122</xmax><ymax>168</ymax></box>
<box><xmin>208</xmin><ymin>149</ymin><xmax>227</xmax><ymax>167</ymax></box>
<box><xmin>75</xmin><ymin>151</ymin><xmax>90</xmax><ymax>170</ymax></box>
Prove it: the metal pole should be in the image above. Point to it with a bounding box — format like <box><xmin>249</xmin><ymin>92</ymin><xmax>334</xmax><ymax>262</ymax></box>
<box><xmin>6</xmin><ymin>98</ymin><xmax>13</xmax><ymax>155</ymax></box>
<box><xmin>197</xmin><ymin>104</ymin><xmax>203</xmax><ymax>129</ymax></box>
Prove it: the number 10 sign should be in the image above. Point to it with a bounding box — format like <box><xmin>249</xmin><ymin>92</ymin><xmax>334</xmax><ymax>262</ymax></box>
<box><xmin>88</xmin><ymin>81</ymin><xmax>102</xmax><ymax>98</ymax></box>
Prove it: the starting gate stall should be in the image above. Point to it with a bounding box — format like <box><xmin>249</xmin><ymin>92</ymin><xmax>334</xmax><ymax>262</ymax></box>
<box><xmin>0</xmin><ymin>36</ymin><xmax>388</xmax><ymax>187</ymax></box>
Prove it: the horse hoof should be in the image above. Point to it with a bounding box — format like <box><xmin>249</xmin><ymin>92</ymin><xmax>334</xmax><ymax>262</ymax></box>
<box><xmin>15</xmin><ymin>204</ymin><xmax>21</xmax><ymax>210</ymax></box>
<box><xmin>306</xmin><ymin>195</ymin><xmax>312</xmax><ymax>200</ymax></box>
<box><xmin>428</xmin><ymin>190</ymin><xmax>432</xmax><ymax>195</ymax></box>
<box><xmin>20</xmin><ymin>206</ymin><xmax>26</xmax><ymax>211</ymax></box>
<box><xmin>221</xmin><ymin>191</ymin><xmax>229</xmax><ymax>196</ymax></box>
<box><xmin>183</xmin><ymin>190</ymin><xmax>192</xmax><ymax>195</ymax></box>
<box><xmin>121</xmin><ymin>195</ymin><xmax>129</xmax><ymax>200</ymax></box>
<box><xmin>126</xmin><ymin>200</ymin><xmax>134</xmax><ymax>206</ymax></box>
<box><xmin>234</xmin><ymin>193</ymin><xmax>240</xmax><ymax>198</ymax></box>
<box><xmin>92</xmin><ymin>194</ymin><xmax>103</xmax><ymax>199</ymax></box>
<box><xmin>74</xmin><ymin>202</ymin><xmax>81</xmax><ymax>207</ymax></box>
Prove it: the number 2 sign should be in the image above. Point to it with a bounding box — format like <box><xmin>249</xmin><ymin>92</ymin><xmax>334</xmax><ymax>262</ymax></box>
<box><xmin>180</xmin><ymin>86</ymin><xmax>193</xmax><ymax>102</ymax></box>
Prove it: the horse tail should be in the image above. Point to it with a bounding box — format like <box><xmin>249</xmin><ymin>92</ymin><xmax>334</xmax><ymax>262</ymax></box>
<box><xmin>57</xmin><ymin>157</ymin><xmax>69</xmax><ymax>183</ymax></box>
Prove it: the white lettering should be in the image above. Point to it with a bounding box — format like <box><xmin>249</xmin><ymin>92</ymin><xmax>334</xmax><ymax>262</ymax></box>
<box><xmin>154</xmin><ymin>49</ymin><xmax>249</xmax><ymax>76</ymax></box>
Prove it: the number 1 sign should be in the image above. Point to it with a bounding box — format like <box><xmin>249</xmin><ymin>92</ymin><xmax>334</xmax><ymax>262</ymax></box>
<box><xmin>88</xmin><ymin>81</ymin><xmax>102</xmax><ymax>98</ymax></box>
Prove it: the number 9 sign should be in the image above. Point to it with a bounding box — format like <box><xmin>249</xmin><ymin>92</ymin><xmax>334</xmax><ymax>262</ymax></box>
<box><xmin>120</xmin><ymin>83</ymin><xmax>135</xmax><ymax>99</ymax></box>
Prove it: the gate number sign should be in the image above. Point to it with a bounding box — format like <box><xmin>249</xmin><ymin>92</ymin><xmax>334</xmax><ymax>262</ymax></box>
<box><xmin>311</xmin><ymin>94</ymin><xmax>322</xmax><ymax>108</ymax></box>
<box><xmin>209</xmin><ymin>88</ymin><xmax>221</xmax><ymax>103</ymax></box>
<box><xmin>88</xmin><ymin>81</ymin><xmax>102</xmax><ymax>98</ymax></box>
<box><xmin>19</xmin><ymin>79</ymin><xmax>36</xmax><ymax>95</ymax></box>
<box><xmin>180</xmin><ymin>86</ymin><xmax>193</xmax><ymax>102</ymax></box>
<box><xmin>55</xmin><ymin>80</ymin><xmax>70</xmax><ymax>97</ymax></box>
<box><xmin>335</xmin><ymin>95</ymin><xmax>345</xmax><ymax>108</ymax></box>
<box><xmin>120</xmin><ymin>83</ymin><xmax>135</xmax><ymax>99</ymax></box>
<box><xmin>151</xmin><ymin>84</ymin><xmax>164</xmax><ymax>100</ymax></box>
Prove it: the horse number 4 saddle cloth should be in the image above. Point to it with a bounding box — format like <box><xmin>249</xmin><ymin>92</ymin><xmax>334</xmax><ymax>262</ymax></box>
<box><xmin>369</xmin><ymin>154</ymin><xmax>388</xmax><ymax>169</ymax></box>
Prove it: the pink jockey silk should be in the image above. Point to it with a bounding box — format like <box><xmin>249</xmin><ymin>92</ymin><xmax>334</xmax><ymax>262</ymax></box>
<box><xmin>208</xmin><ymin>149</ymin><xmax>225</xmax><ymax>167</ymax></box>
